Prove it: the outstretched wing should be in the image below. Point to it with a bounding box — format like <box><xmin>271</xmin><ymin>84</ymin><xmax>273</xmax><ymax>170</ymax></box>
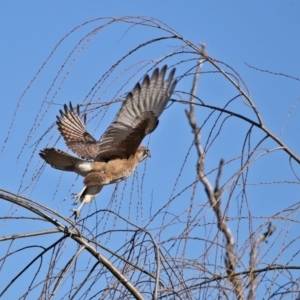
<box><xmin>95</xmin><ymin>65</ymin><xmax>177</xmax><ymax>161</ymax></box>
<box><xmin>56</xmin><ymin>103</ymin><xmax>100</xmax><ymax>159</ymax></box>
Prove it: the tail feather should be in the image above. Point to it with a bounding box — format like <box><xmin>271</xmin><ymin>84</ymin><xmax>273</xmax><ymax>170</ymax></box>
<box><xmin>39</xmin><ymin>148</ymin><xmax>83</xmax><ymax>172</ymax></box>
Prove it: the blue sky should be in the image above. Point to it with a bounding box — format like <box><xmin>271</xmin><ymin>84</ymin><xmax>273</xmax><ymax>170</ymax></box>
<box><xmin>1</xmin><ymin>2</ymin><xmax>300</xmax><ymax>299</ymax></box>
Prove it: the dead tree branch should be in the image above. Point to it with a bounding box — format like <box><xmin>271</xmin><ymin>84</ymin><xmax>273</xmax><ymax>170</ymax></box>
<box><xmin>185</xmin><ymin>47</ymin><xmax>244</xmax><ymax>300</ymax></box>
<box><xmin>248</xmin><ymin>223</ymin><xmax>276</xmax><ymax>300</ymax></box>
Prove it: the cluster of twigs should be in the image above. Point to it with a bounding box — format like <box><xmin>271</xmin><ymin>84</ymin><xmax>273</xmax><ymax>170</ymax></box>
<box><xmin>0</xmin><ymin>16</ymin><xmax>299</xmax><ymax>299</ymax></box>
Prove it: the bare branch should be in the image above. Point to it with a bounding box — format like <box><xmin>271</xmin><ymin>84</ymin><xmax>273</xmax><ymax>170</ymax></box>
<box><xmin>0</xmin><ymin>190</ymin><xmax>144</xmax><ymax>300</ymax></box>
<box><xmin>185</xmin><ymin>47</ymin><xmax>244</xmax><ymax>299</ymax></box>
<box><xmin>248</xmin><ymin>223</ymin><xmax>276</xmax><ymax>300</ymax></box>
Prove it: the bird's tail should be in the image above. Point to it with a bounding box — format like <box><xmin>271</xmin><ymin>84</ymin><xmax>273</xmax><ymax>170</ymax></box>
<box><xmin>40</xmin><ymin>148</ymin><xmax>84</xmax><ymax>172</ymax></box>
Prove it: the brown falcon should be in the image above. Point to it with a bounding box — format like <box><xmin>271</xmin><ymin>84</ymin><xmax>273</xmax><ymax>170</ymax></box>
<box><xmin>40</xmin><ymin>66</ymin><xmax>177</xmax><ymax>217</ymax></box>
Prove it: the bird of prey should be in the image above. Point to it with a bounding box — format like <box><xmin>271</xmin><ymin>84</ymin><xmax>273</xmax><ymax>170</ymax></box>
<box><xmin>40</xmin><ymin>66</ymin><xmax>177</xmax><ymax>217</ymax></box>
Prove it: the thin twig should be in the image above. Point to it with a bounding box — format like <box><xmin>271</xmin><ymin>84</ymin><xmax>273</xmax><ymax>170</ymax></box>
<box><xmin>0</xmin><ymin>190</ymin><xmax>144</xmax><ymax>300</ymax></box>
<box><xmin>248</xmin><ymin>223</ymin><xmax>276</xmax><ymax>300</ymax></box>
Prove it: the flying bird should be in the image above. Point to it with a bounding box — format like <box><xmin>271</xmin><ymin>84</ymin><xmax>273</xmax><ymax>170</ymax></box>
<box><xmin>40</xmin><ymin>66</ymin><xmax>177</xmax><ymax>217</ymax></box>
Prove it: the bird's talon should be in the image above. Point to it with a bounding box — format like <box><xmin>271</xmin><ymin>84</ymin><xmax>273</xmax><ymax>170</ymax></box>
<box><xmin>71</xmin><ymin>208</ymin><xmax>80</xmax><ymax>219</ymax></box>
<box><xmin>72</xmin><ymin>192</ymin><xmax>81</xmax><ymax>205</ymax></box>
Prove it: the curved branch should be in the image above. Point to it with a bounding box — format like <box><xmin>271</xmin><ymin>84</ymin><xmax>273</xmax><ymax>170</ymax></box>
<box><xmin>0</xmin><ymin>190</ymin><xmax>144</xmax><ymax>300</ymax></box>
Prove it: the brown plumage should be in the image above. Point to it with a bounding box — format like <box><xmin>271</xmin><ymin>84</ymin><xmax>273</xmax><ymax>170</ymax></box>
<box><xmin>40</xmin><ymin>66</ymin><xmax>177</xmax><ymax>217</ymax></box>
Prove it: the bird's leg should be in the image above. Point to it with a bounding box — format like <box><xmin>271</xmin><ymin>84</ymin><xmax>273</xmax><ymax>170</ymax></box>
<box><xmin>72</xmin><ymin>201</ymin><xmax>86</xmax><ymax>219</ymax></box>
<box><xmin>72</xmin><ymin>186</ymin><xmax>86</xmax><ymax>205</ymax></box>
<box><xmin>71</xmin><ymin>186</ymin><xmax>87</xmax><ymax>219</ymax></box>
<box><xmin>71</xmin><ymin>185</ymin><xmax>103</xmax><ymax>219</ymax></box>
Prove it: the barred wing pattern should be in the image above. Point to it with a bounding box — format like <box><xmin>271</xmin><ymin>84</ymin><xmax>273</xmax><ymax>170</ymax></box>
<box><xmin>56</xmin><ymin>103</ymin><xmax>99</xmax><ymax>160</ymax></box>
<box><xmin>95</xmin><ymin>66</ymin><xmax>177</xmax><ymax>161</ymax></box>
<box><xmin>55</xmin><ymin>66</ymin><xmax>176</xmax><ymax>162</ymax></box>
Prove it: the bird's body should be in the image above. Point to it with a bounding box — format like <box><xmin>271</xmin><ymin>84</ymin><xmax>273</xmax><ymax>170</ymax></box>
<box><xmin>40</xmin><ymin>146</ymin><xmax>149</xmax><ymax>215</ymax></box>
<box><xmin>40</xmin><ymin>66</ymin><xmax>176</xmax><ymax>217</ymax></box>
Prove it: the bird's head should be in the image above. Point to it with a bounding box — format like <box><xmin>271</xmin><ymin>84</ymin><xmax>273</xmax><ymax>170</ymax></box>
<box><xmin>136</xmin><ymin>146</ymin><xmax>151</xmax><ymax>162</ymax></box>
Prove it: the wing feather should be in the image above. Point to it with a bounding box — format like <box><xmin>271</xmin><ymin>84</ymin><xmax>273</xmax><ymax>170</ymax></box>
<box><xmin>96</xmin><ymin>66</ymin><xmax>177</xmax><ymax>161</ymax></box>
<box><xmin>56</xmin><ymin>102</ymin><xmax>99</xmax><ymax>159</ymax></box>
